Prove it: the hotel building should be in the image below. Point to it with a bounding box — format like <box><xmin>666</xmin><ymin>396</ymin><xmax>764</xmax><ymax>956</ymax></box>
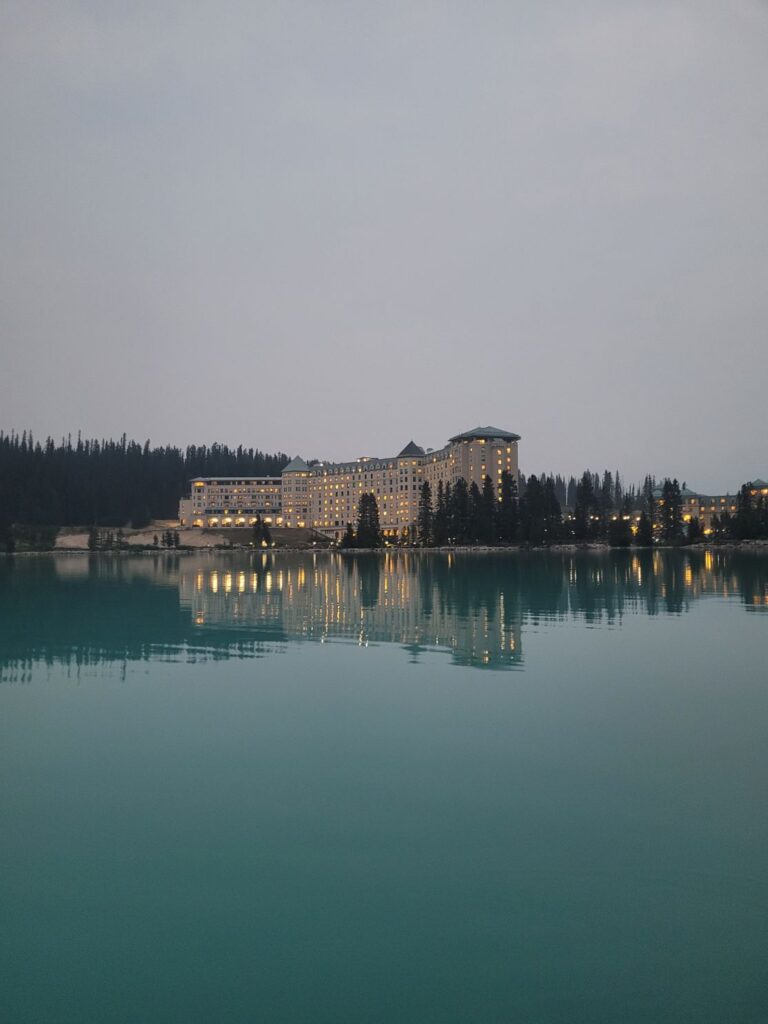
<box><xmin>179</xmin><ymin>426</ymin><xmax>521</xmax><ymax>540</ymax></box>
<box><xmin>178</xmin><ymin>477</ymin><xmax>282</xmax><ymax>530</ymax></box>
<box><xmin>651</xmin><ymin>485</ymin><xmax>740</xmax><ymax>535</ymax></box>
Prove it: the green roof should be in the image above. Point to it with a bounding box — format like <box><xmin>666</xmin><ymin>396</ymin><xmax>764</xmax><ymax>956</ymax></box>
<box><xmin>448</xmin><ymin>425</ymin><xmax>521</xmax><ymax>443</ymax></box>
<box><xmin>397</xmin><ymin>441</ymin><xmax>425</xmax><ymax>457</ymax></box>
<box><xmin>282</xmin><ymin>456</ymin><xmax>309</xmax><ymax>473</ymax></box>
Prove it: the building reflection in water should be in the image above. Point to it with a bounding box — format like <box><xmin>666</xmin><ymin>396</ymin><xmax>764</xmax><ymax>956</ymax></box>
<box><xmin>178</xmin><ymin>552</ymin><xmax>523</xmax><ymax>671</ymax></box>
<box><xmin>0</xmin><ymin>548</ymin><xmax>766</xmax><ymax>681</ymax></box>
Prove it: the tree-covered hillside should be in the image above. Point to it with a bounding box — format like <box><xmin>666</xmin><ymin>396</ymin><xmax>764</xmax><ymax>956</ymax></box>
<box><xmin>0</xmin><ymin>431</ymin><xmax>289</xmax><ymax>528</ymax></box>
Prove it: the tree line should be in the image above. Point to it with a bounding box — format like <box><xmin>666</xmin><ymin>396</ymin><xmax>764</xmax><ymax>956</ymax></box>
<box><xmin>708</xmin><ymin>483</ymin><xmax>768</xmax><ymax>542</ymax></box>
<box><xmin>2</xmin><ymin>428</ymin><xmax>765</xmax><ymax>550</ymax></box>
<box><xmin>0</xmin><ymin>430</ymin><xmax>288</xmax><ymax>531</ymax></box>
<box><xmin>340</xmin><ymin>472</ymin><xmax>768</xmax><ymax>548</ymax></box>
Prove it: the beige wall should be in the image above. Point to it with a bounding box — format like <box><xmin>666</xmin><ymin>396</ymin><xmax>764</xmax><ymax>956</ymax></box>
<box><xmin>185</xmin><ymin>477</ymin><xmax>282</xmax><ymax>528</ymax></box>
<box><xmin>282</xmin><ymin>470</ymin><xmax>311</xmax><ymax>528</ymax></box>
<box><xmin>180</xmin><ymin>434</ymin><xmax>520</xmax><ymax>536</ymax></box>
<box><xmin>306</xmin><ymin>436</ymin><xmax>520</xmax><ymax>538</ymax></box>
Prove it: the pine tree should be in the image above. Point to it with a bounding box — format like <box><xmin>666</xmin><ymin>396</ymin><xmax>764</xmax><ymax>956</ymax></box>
<box><xmin>660</xmin><ymin>478</ymin><xmax>683</xmax><ymax>543</ymax></box>
<box><xmin>636</xmin><ymin>510</ymin><xmax>653</xmax><ymax>546</ymax></box>
<box><xmin>574</xmin><ymin>471</ymin><xmax>596</xmax><ymax>540</ymax></box>
<box><xmin>433</xmin><ymin>481</ymin><xmax>448</xmax><ymax>546</ymax></box>
<box><xmin>641</xmin><ymin>475</ymin><xmax>656</xmax><ymax>513</ymax></box>
<box><xmin>479</xmin><ymin>475</ymin><xmax>496</xmax><ymax>544</ymax></box>
<box><xmin>497</xmin><ymin>470</ymin><xmax>518</xmax><ymax>543</ymax></box>
<box><xmin>448</xmin><ymin>479</ymin><xmax>469</xmax><ymax>543</ymax></box>
<box><xmin>520</xmin><ymin>474</ymin><xmax>545</xmax><ymax>544</ymax></box>
<box><xmin>542</xmin><ymin>476</ymin><xmax>562</xmax><ymax>541</ymax></box>
<box><xmin>340</xmin><ymin>522</ymin><xmax>356</xmax><ymax>548</ymax></box>
<box><xmin>417</xmin><ymin>481</ymin><xmax>433</xmax><ymax>546</ymax></box>
<box><xmin>566</xmin><ymin>476</ymin><xmax>578</xmax><ymax>509</ymax></box>
<box><xmin>735</xmin><ymin>483</ymin><xmax>756</xmax><ymax>540</ymax></box>
<box><xmin>599</xmin><ymin>471</ymin><xmax>614</xmax><ymax>536</ymax></box>
<box><xmin>253</xmin><ymin>516</ymin><xmax>266</xmax><ymax>546</ymax></box>
<box><xmin>356</xmin><ymin>493</ymin><xmax>382</xmax><ymax>548</ymax></box>
<box><xmin>687</xmin><ymin>516</ymin><xmax>702</xmax><ymax>543</ymax></box>
<box><xmin>468</xmin><ymin>481</ymin><xmax>482</xmax><ymax>542</ymax></box>
<box><xmin>0</xmin><ymin>429</ymin><xmax>289</xmax><ymax>527</ymax></box>
<box><xmin>614</xmin><ymin>470</ymin><xmax>623</xmax><ymax>508</ymax></box>
<box><xmin>608</xmin><ymin>513</ymin><xmax>632</xmax><ymax>547</ymax></box>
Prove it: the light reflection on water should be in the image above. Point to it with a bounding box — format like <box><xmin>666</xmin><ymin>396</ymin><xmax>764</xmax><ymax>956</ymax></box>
<box><xmin>1</xmin><ymin>549</ymin><xmax>766</xmax><ymax>681</ymax></box>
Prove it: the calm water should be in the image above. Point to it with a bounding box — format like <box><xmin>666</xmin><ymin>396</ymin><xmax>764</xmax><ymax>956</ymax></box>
<box><xmin>1</xmin><ymin>549</ymin><xmax>767</xmax><ymax>1023</ymax></box>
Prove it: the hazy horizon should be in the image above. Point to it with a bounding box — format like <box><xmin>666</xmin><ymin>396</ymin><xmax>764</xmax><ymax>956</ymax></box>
<box><xmin>2</xmin><ymin>1</ymin><xmax>767</xmax><ymax>494</ymax></box>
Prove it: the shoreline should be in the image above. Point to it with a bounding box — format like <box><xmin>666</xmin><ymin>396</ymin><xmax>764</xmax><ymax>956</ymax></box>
<box><xmin>4</xmin><ymin>540</ymin><xmax>768</xmax><ymax>557</ymax></box>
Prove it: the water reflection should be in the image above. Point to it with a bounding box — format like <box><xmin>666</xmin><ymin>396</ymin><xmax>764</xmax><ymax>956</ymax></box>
<box><xmin>0</xmin><ymin>549</ymin><xmax>766</xmax><ymax>680</ymax></box>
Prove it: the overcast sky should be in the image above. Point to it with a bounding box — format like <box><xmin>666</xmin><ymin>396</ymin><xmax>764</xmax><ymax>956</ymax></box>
<box><xmin>1</xmin><ymin>1</ymin><xmax>766</xmax><ymax>491</ymax></box>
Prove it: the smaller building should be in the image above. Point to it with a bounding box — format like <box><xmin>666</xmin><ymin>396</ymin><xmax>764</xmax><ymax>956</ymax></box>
<box><xmin>178</xmin><ymin>477</ymin><xmax>282</xmax><ymax>529</ymax></box>
<box><xmin>652</xmin><ymin>485</ymin><xmax>738</xmax><ymax>535</ymax></box>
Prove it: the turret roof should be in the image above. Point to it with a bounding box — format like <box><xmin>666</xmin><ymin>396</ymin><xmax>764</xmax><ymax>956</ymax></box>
<box><xmin>448</xmin><ymin>425</ymin><xmax>521</xmax><ymax>443</ymax></box>
<box><xmin>397</xmin><ymin>441</ymin><xmax>425</xmax><ymax>457</ymax></box>
<box><xmin>282</xmin><ymin>456</ymin><xmax>309</xmax><ymax>473</ymax></box>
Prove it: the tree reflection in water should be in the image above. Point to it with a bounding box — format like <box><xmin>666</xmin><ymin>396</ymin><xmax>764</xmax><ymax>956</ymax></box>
<box><xmin>0</xmin><ymin>549</ymin><xmax>766</xmax><ymax>680</ymax></box>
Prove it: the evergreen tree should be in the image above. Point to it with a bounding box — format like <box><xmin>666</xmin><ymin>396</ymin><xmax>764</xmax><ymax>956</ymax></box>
<box><xmin>478</xmin><ymin>476</ymin><xmax>496</xmax><ymax>544</ymax></box>
<box><xmin>468</xmin><ymin>481</ymin><xmax>482</xmax><ymax>542</ymax></box>
<box><xmin>608</xmin><ymin>513</ymin><xmax>632</xmax><ymax>547</ymax></box>
<box><xmin>542</xmin><ymin>476</ymin><xmax>562</xmax><ymax>541</ymax></box>
<box><xmin>497</xmin><ymin>470</ymin><xmax>519</xmax><ymax>543</ymax></box>
<box><xmin>721</xmin><ymin>508</ymin><xmax>735</xmax><ymax>539</ymax></box>
<box><xmin>0</xmin><ymin>429</ymin><xmax>289</xmax><ymax>527</ymax></box>
<box><xmin>574</xmin><ymin>471</ymin><xmax>596</xmax><ymax>540</ymax></box>
<box><xmin>251</xmin><ymin>515</ymin><xmax>272</xmax><ymax>546</ymax></box>
<box><xmin>758</xmin><ymin>493</ymin><xmax>768</xmax><ymax>539</ymax></box>
<box><xmin>687</xmin><ymin>516</ymin><xmax>702</xmax><ymax>543</ymax></box>
<box><xmin>595</xmin><ymin>471</ymin><xmax>613</xmax><ymax>536</ymax></box>
<box><xmin>566</xmin><ymin>476</ymin><xmax>578</xmax><ymax>509</ymax></box>
<box><xmin>660</xmin><ymin>478</ymin><xmax>683</xmax><ymax>543</ymax></box>
<box><xmin>433</xmin><ymin>481</ymin><xmax>448</xmax><ymax>546</ymax></box>
<box><xmin>355</xmin><ymin>493</ymin><xmax>382</xmax><ymax>548</ymax></box>
<box><xmin>635</xmin><ymin>510</ymin><xmax>653</xmax><ymax>546</ymax></box>
<box><xmin>520</xmin><ymin>474</ymin><xmax>558</xmax><ymax>544</ymax></box>
<box><xmin>641</xmin><ymin>475</ymin><xmax>656</xmax><ymax>513</ymax></box>
<box><xmin>734</xmin><ymin>483</ymin><xmax>756</xmax><ymax>540</ymax></box>
<box><xmin>553</xmin><ymin>474</ymin><xmax>567</xmax><ymax>507</ymax></box>
<box><xmin>448</xmin><ymin>479</ymin><xmax>469</xmax><ymax>543</ymax></box>
<box><xmin>417</xmin><ymin>481</ymin><xmax>433</xmax><ymax>546</ymax></box>
<box><xmin>340</xmin><ymin>522</ymin><xmax>356</xmax><ymax>548</ymax></box>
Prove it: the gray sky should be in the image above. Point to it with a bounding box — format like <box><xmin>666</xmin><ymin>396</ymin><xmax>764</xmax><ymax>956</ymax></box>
<box><xmin>1</xmin><ymin>1</ymin><xmax>766</xmax><ymax>492</ymax></box>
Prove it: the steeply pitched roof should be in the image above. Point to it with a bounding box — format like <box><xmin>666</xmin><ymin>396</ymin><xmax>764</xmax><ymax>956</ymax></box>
<box><xmin>397</xmin><ymin>441</ymin><xmax>425</xmax><ymax>457</ymax></box>
<box><xmin>653</xmin><ymin>485</ymin><xmax>701</xmax><ymax>498</ymax></box>
<box><xmin>448</xmin><ymin>425</ymin><xmax>521</xmax><ymax>443</ymax></box>
<box><xmin>282</xmin><ymin>456</ymin><xmax>309</xmax><ymax>473</ymax></box>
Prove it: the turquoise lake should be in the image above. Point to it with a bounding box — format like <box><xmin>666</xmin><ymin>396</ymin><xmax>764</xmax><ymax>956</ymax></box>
<box><xmin>1</xmin><ymin>549</ymin><xmax>767</xmax><ymax>1023</ymax></box>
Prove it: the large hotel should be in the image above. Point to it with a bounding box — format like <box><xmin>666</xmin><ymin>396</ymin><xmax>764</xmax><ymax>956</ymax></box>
<box><xmin>179</xmin><ymin>426</ymin><xmax>521</xmax><ymax>540</ymax></box>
